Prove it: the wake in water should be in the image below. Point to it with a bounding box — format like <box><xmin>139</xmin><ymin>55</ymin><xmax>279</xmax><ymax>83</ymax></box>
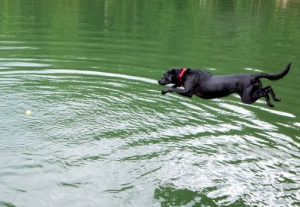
<box><xmin>0</xmin><ymin>69</ymin><xmax>299</xmax><ymax>206</ymax></box>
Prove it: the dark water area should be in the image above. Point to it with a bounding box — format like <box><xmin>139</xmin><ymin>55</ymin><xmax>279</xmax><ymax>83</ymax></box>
<box><xmin>0</xmin><ymin>0</ymin><xmax>300</xmax><ymax>206</ymax></box>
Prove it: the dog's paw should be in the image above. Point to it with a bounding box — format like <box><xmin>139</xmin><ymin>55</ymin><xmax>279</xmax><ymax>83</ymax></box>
<box><xmin>274</xmin><ymin>97</ymin><xmax>281</xmax><ymax>102</ymax></box>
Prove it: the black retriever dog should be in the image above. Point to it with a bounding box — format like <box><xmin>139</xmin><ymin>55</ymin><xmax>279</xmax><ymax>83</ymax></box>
<box><xmin>158</xmin><ymin>63</ymin><xmax>291</xmax><ymax>107</ymax></box>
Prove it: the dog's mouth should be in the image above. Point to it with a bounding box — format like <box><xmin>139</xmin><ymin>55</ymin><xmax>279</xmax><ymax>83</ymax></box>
<box><xmin>158</xmin><ymin>79</ymin><xmax>168</xmax><ymax>85</ymax></box>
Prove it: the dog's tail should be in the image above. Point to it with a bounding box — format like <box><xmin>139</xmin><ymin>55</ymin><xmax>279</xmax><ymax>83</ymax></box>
<box><xmin>254</xmin><ymin>63</ymin><xmax>291</xmax><ymax>81</ymax></box>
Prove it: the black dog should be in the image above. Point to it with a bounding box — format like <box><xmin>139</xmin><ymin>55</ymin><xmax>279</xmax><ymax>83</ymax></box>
<box><xmin>158</xmin><ymin>63</ymin><xmax>291</xmax><ymax>107</ymax></box>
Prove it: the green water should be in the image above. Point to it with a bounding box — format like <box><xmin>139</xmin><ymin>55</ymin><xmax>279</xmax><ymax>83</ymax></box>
<box><xmin>0</xmin><ymin>0</ymin><xmax>300</xmax><ymax>206</ymax></box>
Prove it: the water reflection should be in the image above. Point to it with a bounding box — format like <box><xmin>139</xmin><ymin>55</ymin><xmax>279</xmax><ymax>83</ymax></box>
<box><xmin>0</xmin><ymin>0</ymin><xmax>300</xmax><ymax>206</ymax></box>
<box><xmin>0</xmin><ymin>70</ymin><xmax>299</xmax><ymax>206</ymax></box>
<box><xmin>277</xmin><ymin>0</ymin><xmax>288</xmax><ymax>9</ymax></box>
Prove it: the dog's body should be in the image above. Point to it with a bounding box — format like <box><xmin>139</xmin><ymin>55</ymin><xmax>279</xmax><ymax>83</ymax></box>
<box><xmin>158</xmin><ymin>63</ymin><xmax>291</xmax><ymax>107</ymax></box>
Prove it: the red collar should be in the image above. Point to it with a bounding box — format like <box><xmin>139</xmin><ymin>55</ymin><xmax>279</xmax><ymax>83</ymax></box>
<box><xmin>178</xmin><ymin>67</ymin><xmax>188</xmax><ymax>86</ymax></box>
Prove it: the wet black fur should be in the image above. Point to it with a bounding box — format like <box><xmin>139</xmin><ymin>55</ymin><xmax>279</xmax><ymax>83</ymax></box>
<box><xmin>158</xmin><ymin>63</ymin><xmax>291</xmax><ymax>107</ymax></box>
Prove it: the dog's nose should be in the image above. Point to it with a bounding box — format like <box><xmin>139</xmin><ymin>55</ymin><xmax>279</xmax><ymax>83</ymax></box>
<box><xmin>158</xmin><ymin>80</ymin><xmax>164</xmax><ymax>85</ymax></box>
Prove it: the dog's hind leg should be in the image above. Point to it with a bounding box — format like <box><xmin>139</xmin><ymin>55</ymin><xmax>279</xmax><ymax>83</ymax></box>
<box><xmin>240</xmin><ymin>86</ymin><xmax>274</xmax><ymax>107</ymax></box>
<box><xmin>264</xmin><ymin>93</ymin><xmax>274</xmax><ymax>107</ymax></box>
<box><xmin>264</xmin><ymin>86</ymin><xmax>281</xmax><ymax>102</ymax></box>
<box><xmin>240</xmin><ymin>86</ymin><xmax>259</xmax><ymax>104</ymax></box>
<box><xmin>254</xmin><ymin>87</ymin><xmax>276</xmax><ymax>107</ymax></box>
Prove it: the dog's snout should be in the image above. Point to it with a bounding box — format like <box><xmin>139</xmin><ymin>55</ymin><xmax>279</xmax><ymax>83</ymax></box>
<box><xmin>158</xmin><ymin>79</ymin><xmax>167</xmax><ymax>85</ymax></box>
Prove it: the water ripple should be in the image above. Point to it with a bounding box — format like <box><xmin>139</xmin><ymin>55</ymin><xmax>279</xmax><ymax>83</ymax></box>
<box><xmin>0</xmin><ymin>70</ymin><xmax>299</xmax><ymax>206</ymax></box>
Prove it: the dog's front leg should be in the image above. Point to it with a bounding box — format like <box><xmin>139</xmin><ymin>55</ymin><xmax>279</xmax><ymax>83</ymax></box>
<box><xmin>162</xmin><ymin>87</ymin><xmax>193</xmax><ymax>98</ymax></box>
<box><xmin>161</xmin><ymin>85</ymin><xmax>177</xmax><ymax>94</ymax></box>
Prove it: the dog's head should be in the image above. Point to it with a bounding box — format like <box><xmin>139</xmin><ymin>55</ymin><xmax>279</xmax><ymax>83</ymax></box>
<box><xmin>158</xmin><ymin>69</ymin><xmax>177</xmax><ymax>85</ymax></box>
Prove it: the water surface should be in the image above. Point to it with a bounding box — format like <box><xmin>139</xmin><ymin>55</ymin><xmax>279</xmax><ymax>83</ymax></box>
<box><xmin>1</xmin><ymin>0</ymin><xmax>300</xmax><ymax>206</ymax></box>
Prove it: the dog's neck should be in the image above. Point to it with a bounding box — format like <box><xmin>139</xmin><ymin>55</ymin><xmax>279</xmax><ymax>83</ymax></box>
<box><xmin>176</xmin><ymin>68</ymin><xmax>190</xmax><ymax>86</ymax></box>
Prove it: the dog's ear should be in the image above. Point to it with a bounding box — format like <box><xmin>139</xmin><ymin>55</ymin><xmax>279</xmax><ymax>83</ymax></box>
<box><xmin>170</xmin><ymin>69</ymin><xmax>176</xmax><ymax>74</ymax></box>
<box><xmin>165</xmin><ymin>69</ymin><xmax>175</xmax><ymax>76</ymax></box>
